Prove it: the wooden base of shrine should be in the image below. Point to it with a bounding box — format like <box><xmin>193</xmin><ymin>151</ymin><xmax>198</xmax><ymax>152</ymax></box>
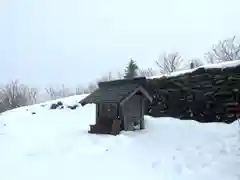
<box><xmin>88</xmin><ymin>119</ymin><xmax>121</xmax><ymax>135</ymax></box>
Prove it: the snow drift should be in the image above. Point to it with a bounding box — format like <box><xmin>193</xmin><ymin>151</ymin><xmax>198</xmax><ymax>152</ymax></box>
<box><xmin>0</xmin><ymin>94</ymin><xmax>240</xmax><ymax>180</ymax></box>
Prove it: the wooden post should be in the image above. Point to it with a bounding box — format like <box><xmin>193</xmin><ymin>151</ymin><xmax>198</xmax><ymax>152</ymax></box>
<box><xmin>140</xmin><ymin>98</ymin><xmax>145</xmax><ymax>129</ymax></box>
<box><xmin>96</xmin><ymin>104</ymin><xmax>99</xmax><ymax>122</ymax></box>
<box><xmin>140</xmin><ymin>118</ymin><xmax>145</xmax><ymax>129</ymax></box>
<box><xmin>111</xmin><ymin>118</ymin><xmax>121</xmax><ymax>135</ymax></box>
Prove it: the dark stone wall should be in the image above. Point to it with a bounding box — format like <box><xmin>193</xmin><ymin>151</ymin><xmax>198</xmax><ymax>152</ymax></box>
<box><xmin>145</xmin><ymin>65</ymin><xmax>240</xmax><ymax>124</ymax></box>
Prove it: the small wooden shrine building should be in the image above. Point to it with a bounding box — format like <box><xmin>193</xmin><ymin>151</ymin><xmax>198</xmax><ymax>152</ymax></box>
<box><xmin>79</xmin><ymin>77</ymin><xmax>153</xmax><ymax>135</ymax></box>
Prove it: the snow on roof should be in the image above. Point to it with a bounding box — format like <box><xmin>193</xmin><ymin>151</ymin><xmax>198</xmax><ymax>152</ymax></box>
<box><xmin>148</xmin><ymin>60</ymin><xmax>240</xmax><ymax>79</ymax></box>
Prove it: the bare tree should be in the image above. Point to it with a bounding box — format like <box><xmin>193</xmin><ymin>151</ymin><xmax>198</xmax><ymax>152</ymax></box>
<box><xmin>0</xmin><ymin>80</ymin><xmax>38</xmax><ymax>112</ymax></box>
<box><xmin>45</xmin><ymin>85</ymin><xmax>74</xmax><ymax>100</ymax></box>
<box><xmin>117</xmin><ymin>72</ymin><xmax>124</xmax><ymax>79</ymax></box>
<box><xmin>76</xmin><ymin>83</ymin><xmax>98</xmax><ymax>95</ymax></box>
<box><xmin>156</xmin><ymin>52</ymin><xmax>183</xmax><ymax>74</ymax></box>
<box><xmin>205</xmin><ymin>36</ymin><xmax>240</xmax><ymax>64</ymax></box>
<box><xmin>75</xmin><ymin>85</ymin><xmax>85</xmax><ymax>95</ymax></box>
<box><xmin>189</xmin><ymin>58</ymin><xmax>204</xmax><ymax>69</ymax></box>
<box><xmin>98</xmin><ymin>72</ymin><xmax>114</xmax><ymax>82</ymax></box>
<box><xmin>138</xmin><ymin>68</ymin><xmax>157</xmax><ymax>77</ymax></box>
<box><xmin>84</xmin><ymin>83</ymin><xmax>98</xmax><ymax>93</ymax></box>
<box><xmin>75</xmin><ymin>72</ymin><xmax>117</xmax><ymax>95</ymax></box>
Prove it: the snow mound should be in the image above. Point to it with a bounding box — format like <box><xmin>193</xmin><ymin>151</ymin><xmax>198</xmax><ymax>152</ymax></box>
<box><xmin>0</xmin><ymin>95</ymin><xmax>240</xmax><ymax>180</ymax></box>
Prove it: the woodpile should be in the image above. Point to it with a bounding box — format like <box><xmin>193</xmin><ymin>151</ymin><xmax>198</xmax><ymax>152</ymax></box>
<box><xmin>146</xmin><ymin>64</ymin><xmax>240</xmax><ymax>123</ymax></box>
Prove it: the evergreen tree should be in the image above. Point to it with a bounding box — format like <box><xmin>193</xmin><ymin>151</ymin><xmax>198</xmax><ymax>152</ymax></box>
<box><xmin>124</xmin><ymin>58</ymin><xmax>139</xmax><ymax>79</ymax></box>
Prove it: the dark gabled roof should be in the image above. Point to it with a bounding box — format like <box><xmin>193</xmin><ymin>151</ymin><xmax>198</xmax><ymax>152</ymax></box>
<box><xmin>98</xmin><ymin>77</ymin><xmax>148</xmax><ymax>89</ymax></box>
<box><xmin>79</xmin><ymin>77</ymin><xmax>152</xmax><ymax>106</ymax></box>
<box><xmin>79</xmin><ymin>84</ymin><xmax>137</xmax><ymax>106</ymax></box>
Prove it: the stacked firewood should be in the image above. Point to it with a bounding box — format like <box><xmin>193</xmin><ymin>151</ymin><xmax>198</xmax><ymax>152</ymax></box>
<box><xmin>146</xmin><ymin>65</ymin><xmax>240</xmax><ymax>123</ymax></box>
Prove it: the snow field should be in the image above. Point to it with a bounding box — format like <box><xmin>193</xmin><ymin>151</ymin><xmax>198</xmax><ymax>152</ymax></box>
<box><xmin>0</xmin><ymin>95</ymin><xmax>240</xmax><ymax>180</ymax></box>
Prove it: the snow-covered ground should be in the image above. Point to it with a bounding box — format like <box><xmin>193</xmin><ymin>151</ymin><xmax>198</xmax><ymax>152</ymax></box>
<box><xmin>0</xmin><ymin>94</ymin><xmax>240</xmax><ymax>180</ymax></box>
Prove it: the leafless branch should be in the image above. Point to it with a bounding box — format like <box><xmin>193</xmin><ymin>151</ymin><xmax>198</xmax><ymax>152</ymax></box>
<box><xmin>138</xmin><ymin>68</ymin><xmax>157</xmax><ymax>77</ymax></box>
<box><xmin>205</xmin><ymin>36</ymin><xmax>240</xmax><ymax>63</ymax></box>
<box><xmin>0</xmin><ymin>80</ymin><xmax>38</xmax><ymax>112</ymax></box>
<box><xmin>45</xmin><ymin>85</ymin><xmax>74</xmax><ymax>100</ymax></box>
<box><xmin>156</xmin><ymin>52</ymin><xmax>183</xmax><ymax>74</ymax></box>
<box><xmin>190</xmin><ymin>58</ymin><xmax>204</xmax><ymax>69</ymax></box>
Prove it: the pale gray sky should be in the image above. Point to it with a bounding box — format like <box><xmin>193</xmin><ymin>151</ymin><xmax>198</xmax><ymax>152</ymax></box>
<box><xmin>0</xmin><ymin>0</ymin><xmax>239</xmax><ymax>88</ymax></box>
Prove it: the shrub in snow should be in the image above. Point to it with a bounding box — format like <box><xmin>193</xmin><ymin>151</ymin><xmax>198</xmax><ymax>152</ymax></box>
<box><xmin>50</xmin><ymin>101</ymin><xmax>64</xmax><ymax>110</ymax></box>
<box><xmin>0</xmin><ymin>80</ymin><xmax>38</xmax><ymax>113</ymax></box>
<box><xmin>57</xmin><ymin>101</ymin><xmax>63</xmax><ymax>106</ymax></box>
<box><xmin>67</xmin><ymin>105</ymin><xmax>78</xmax><ymax>110</ymax></box>
<box><xmin>50</xmin><ymin>104</ymin><xmax>59</xmax><ymax>109</ymax></box>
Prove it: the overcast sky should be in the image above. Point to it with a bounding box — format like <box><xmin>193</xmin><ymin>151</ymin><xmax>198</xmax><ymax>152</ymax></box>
<box><xmin>0</xmin><ymin>0</ymin><xmax>239</xmax><ymax>89</ymax></box>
